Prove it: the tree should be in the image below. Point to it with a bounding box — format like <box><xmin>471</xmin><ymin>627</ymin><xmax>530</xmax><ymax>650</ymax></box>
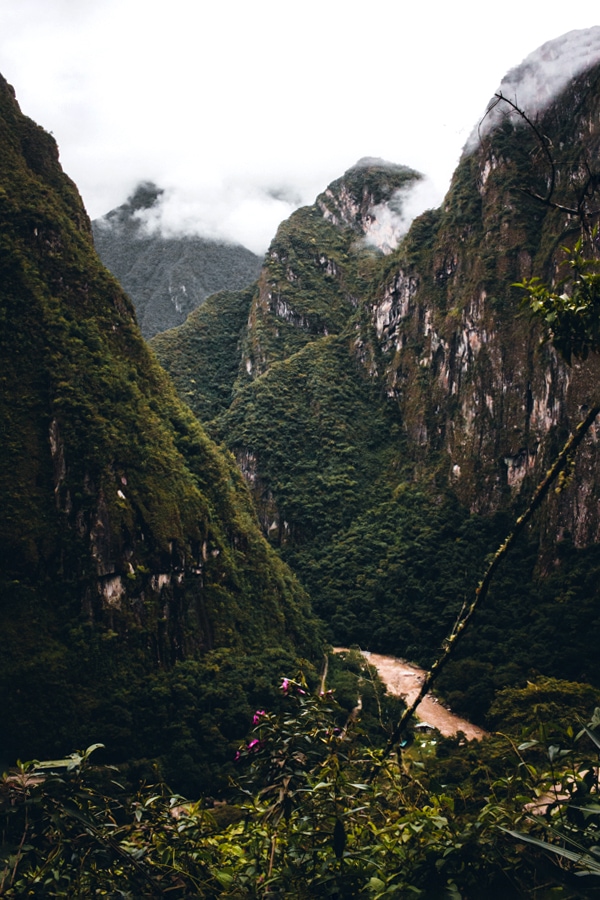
<box><xmin>518</xmin><ymin>234</ymin><xmax>600</xmax><ymax>363</ymax></box>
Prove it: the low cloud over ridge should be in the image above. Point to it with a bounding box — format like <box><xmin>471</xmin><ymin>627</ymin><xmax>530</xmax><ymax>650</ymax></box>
<box><xmin>466</xmin><ymin>27</ymin><xmax>600</xmax><ymax>152</ymax></box>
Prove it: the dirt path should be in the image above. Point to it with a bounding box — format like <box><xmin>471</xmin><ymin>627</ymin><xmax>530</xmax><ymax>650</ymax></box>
<box><xmin>334</xmin><ymin>648</ymin><xmax>487</xmax><ymax>741</ymax></box>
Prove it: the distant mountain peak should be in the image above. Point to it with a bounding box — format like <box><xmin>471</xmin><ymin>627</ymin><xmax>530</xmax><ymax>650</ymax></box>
<box><xmin>350</xmin><ymin>157</ymin><xmax>414</xmax><ymax>173</ymax></box>
<box><xmin>317</xmin><ymin>158</ymin><xmax>422</xmax><ymax>239</ymax></box>
<box><xmin>127</xmin><ymin>180</ymin><xmax>164</xmax><ymax>212</ymax></box>
<box><xmin>92</xmin><ymin>188</ymin><xmax>263</xmax><ymax>339</ymax></box>
<box><xmin>95</xmin><ymin>181</ymin><xmax>164</xmax><ymax>233</ymax></box>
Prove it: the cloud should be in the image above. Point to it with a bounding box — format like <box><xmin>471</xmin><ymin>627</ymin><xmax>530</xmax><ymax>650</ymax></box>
<box><xmin>466</xmin><ymin>26</ymin><xmax>600</xmax><ymax>152</ymax></box>
<box><xmin>132</xmin><ymin>178</ymin><xmax>313</xmax><ymax>255</ymax></box>
<box><xmin>362</xmin><ymin>178</ymin><xmax>443</xmax><ymax>254</ymax></box>
<box><xmin>132</xmin><ymin>170</ymin><xmax>445</xmax><ymax>258</ymax></box>
<box><xmin>2</xmin><ymin>4</ymin><xmax>600</xmax><ymax>253</ymax></box>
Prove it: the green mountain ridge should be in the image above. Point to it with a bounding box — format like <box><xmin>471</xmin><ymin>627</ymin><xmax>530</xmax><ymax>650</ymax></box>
<box><xmin>0</xmin><ymin>74</ymin><xmax>319</xmax><ymax>786</ymax></box>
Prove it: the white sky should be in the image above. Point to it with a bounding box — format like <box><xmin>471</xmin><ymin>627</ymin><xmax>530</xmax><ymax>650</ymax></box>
<box><xmin>0</xmin><ymin>1</ymin><xmax>599</xmax><ymax>253</ymax></box>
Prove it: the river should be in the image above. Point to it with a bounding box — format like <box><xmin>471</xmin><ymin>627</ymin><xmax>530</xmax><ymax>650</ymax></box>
<box><xmin>334</xmin><ymin>648</ymin><xmax>487</xmax><ymax>741</ymax></box>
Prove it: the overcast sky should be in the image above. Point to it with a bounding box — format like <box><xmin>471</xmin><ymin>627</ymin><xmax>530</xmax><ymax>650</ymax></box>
<box><xmin>0</xmin><ymin>1</ymin><xmax>599</xmax><ymax>253</ymax></box>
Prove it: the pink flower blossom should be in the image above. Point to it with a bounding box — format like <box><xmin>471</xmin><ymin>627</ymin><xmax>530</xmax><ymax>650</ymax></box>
<box><xmin>247</xmin><ymin>738</ymin><xmax>262</xmax><ymax>753</ymax></box>
<box><xmin>253</xmin><ymin>709</ymin><xmax>266</xmax><ymax>724</ymax></box>
<box><xmin>281</xmin><ymin>678</ymin><xmax>291</xmax><ymax>694</ymax></box>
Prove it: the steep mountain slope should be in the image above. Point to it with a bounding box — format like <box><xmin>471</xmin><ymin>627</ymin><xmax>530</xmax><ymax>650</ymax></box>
<box><xmin>153</xmin><ymin>161</ymin><xmax>508</xmax><ymax>667</ymax></box>
<box><xmin>151</xmin><ymin>286</ymin><xmax>255</xmax><ymax>422</ymax></box>
<box><xmin>370</xmin><ymin>44</ymin><xmax>600</xmax><ymax>544</ymax></box>
<box><xmin>92</xmin><ymin>182</ymin><xmax>263</xmax><ymax>338</ymax></box>
<box><xmin>153</xmin><ymin>158</ymin><xmax>422</xmax><ymax>554</ymax></box>
<box><xmin>0</xmin><ymin>74</ymin><xmax>319</xmax><ymax>782</ymax></box>
<box><xmin>237</xmin><ymin>159</ymin><xmax>421</xmax><ymax>382</ymax></box>
<box><xmin>153</xmin><ymin>33</ymin><xmax>600</xmax><ymax>720</ymax></box>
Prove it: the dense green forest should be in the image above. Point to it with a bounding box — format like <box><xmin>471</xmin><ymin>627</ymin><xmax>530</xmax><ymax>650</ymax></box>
<box><xmin>3</xmin><ymin>33</ymin><xmax>600</xmax><ymax>898</ymax></box>
<box><xmin>4</xmin><ymin>666</ymin><xmax>600</xmax><ymax>897</ymax></box>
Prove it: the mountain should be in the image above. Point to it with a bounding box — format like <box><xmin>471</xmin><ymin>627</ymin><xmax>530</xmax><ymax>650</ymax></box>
<box><xmin>92</xmin><ymin>182</ymin><xmax>263</xmax><ymax>338</ymax></box>
<box><xmin>5</xmin><ymin>32</ymin><xmax>600</xmax><ymax>898</ymax></box>
<box><xmin>153</xmin><ymin>31</ymin><xmax>600</xmax><ymax>720</ymax></box>
<box><xmin>151</xmin><ymin>158</ymin><xmax>420</xmax><ymax>421</ymax></box>
<box><xmin>0</xmin><ymin>74</ymin><xmax>320</xmax><ymax>788</ymax></box>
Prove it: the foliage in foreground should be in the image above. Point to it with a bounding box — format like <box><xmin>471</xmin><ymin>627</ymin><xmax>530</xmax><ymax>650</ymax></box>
<box><xmin>3</xmin><ymin>674</ymin><xmax>600</xmax><ymax>898</ymax></box>
<box><xmin>517</xmin><ymin>234</ymin><xmax>600</xmax><ymax>364</ymax></box>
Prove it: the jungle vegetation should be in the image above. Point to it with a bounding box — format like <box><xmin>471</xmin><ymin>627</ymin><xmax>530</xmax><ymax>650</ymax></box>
<box><xmin>3</xmin><ymin>39</ymin><xmax>600</xmax><ymax>899</ymax></box>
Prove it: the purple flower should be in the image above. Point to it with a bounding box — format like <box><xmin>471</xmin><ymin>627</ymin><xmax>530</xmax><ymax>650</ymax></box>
<box><xmin>253</xmin><ymin>709</ymin><xmax>266</xmax><ymax>724</ymax></box>
<box><xmin>234</xmin><ymin>750</ymin><xmax>241</xmax><ymax>762</ymax></box>
<box><xmin>281</xmin><ymin>678</ymin><xmax>291</xmax><ymax>694</ymax></box>
<box><xmin>247</xmin><ymin>739</ymin><xmax>262</xmax><ymax>753</ymax></box>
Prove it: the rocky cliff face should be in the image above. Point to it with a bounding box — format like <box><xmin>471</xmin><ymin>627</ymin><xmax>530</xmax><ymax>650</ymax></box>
<box><xmin>92</xmin><ymin>183</ymin><xmax>263</xmax><ymax>338</ymax></box>
<box><xmin>202</xmin><ymin>40</ymin><xmax>600</xmax><ymax>551</ymax></box>
<box><xmin>238</xmin><ymin>159</ymin><xmax>420</xmax><ymax>382</ymax></box>
<box><xmin>366</xmin><ymin>46</ymin><xmax>600</xmax><ymax>547</ymax></box>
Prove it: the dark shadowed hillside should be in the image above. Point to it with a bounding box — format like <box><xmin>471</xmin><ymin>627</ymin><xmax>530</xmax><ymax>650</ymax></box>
<box><xmin>0</xmin><ymin>75</ymin><xmax>320</xmax><ymax>790</ymax></box>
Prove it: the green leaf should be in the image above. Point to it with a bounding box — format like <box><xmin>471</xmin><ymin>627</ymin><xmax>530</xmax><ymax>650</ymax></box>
<box><xmin>501</xmin><ymin>828</ymin><xmax>600</xmax><ymax>874</ymax></box>
<box><xmin>581</xmin><ymin>724</ymin><xmax>600</xmax><ymax>752</ymax></box>
<box><xmin>548</xmin><ymin>745</ymin><xmax>560</xmax><ymax>763</ymax></box>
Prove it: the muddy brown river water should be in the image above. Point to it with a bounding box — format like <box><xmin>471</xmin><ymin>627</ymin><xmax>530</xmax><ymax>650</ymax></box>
<box><xmin>334</xmin><ymin>648</ymin><xmax>487</xmax><ymax>741</ymax></box>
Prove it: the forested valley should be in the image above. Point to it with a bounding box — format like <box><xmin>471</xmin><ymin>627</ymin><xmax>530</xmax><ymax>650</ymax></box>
<box><xmin>3</xmin><ymin>29</ymin><xmax>600</xmax><ymax>898</ymax></box>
